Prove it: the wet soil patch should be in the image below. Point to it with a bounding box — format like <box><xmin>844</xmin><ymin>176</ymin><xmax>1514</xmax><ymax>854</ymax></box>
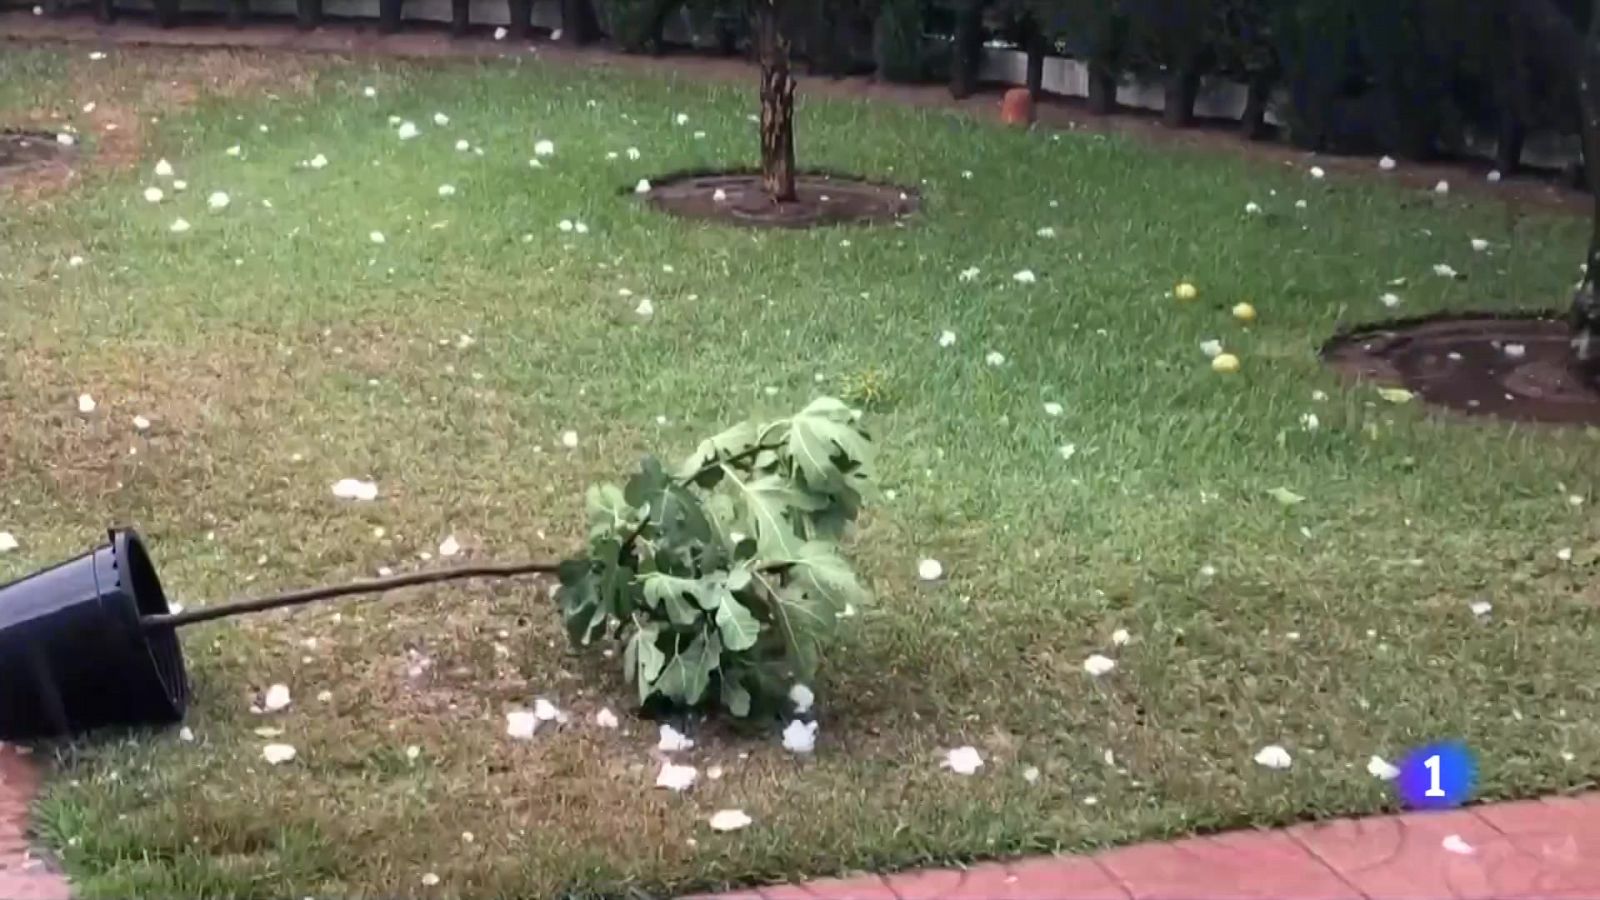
<box><xmin>1322</xmin><ymin>312</ymin><xmax>1600</xmax><ymax>426</ymax></box>
<box><xmin>0</xmin><ymin>129</ymin><xmax>76</xmax><ymax>178</ymax></box>
<box><xmin>641</xmin><ymin>170</ymin><xmax>918</xmax><ymax>228</ymax></box>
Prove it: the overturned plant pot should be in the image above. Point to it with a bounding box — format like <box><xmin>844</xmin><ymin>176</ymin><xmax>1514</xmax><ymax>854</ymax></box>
<box><xmin>639</xmin><ymin>169</ymin><xmax>919</xmax><ymax>229</ymax></box>
<box><xmin>1322</xmin><ymin>312</ymin><xmax>1600</xmax><ymax>425</ymax></box>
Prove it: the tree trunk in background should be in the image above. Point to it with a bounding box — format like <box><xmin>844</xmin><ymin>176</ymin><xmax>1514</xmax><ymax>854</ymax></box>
<box><xmin>508</xmin><ymin>0</ymin><xmax>533</xmax><ymax>38</ymax></box>
<box><xmin>950</xmin><ymin>0</ymin><xmax>983</xmax><ymax>99</ymax></box>
<box><xmin>93</xmin><ymin>0</ymin><xmax>115</xmax><ymax>23</ymax></box>
<box><xmin>1240</xmin><ymin>73</ymin><xmax>1273</xmax><ymax>140</ymax></box>
<box><xmin>295</xmin><ymin>0</ymin><xmax>320</xmax><ymax>30</ymax></box>
<box><xmin>755</xmin><ymin>0</ymin><xmax>798</xmax><ymax>202</ymax></box>
<box><xmin>560</xmin><ymin>0</ymin><xmax>600</xmax><ymax>44</ymax></box>
<box><xmin>1024</xmin><ymin>16</ymin><xmax>1047</xmax><ymax>100</ymax></box>
<box><xmin>1161</xmin><ymin>65</ymin><xmax>1201</xmax><ymax>128</ymax></box>
<box><xmin>378</xmin><ymin>0</ymin><xmax>402</xmax><ymax>33</ymax></box>
<box><xmin>1571</xmin><ymin>0</ymin><xmax>1600</xmax><ymax>378</ymax></box>
<box><xmin>450</xmin><ymin>0</ymin><xmax>470</xmax><ymax>36</ymax></box>
<box><xmin>1087</xmin><ymin>64</ymin><xmax>1117</xmax><ymax>114</ymax></box>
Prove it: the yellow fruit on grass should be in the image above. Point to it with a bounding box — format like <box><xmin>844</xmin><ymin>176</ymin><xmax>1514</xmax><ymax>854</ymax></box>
<box><xmin>1174</xmin><ymin>282</ymin><xmax>1198</xmax><ymax>301</ymax></box>
<box><xmin>1212</xmin><ymin>353</ymin><xmax>1240</xmax><ymax>374</ymax></box>
<box><xmin>1232</xmin><ymin>302</ymin><xmax>1257</xmax><ymax>322</ymax></box>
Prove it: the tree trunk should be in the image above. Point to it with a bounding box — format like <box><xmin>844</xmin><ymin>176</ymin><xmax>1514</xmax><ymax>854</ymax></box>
<box><xmin>1493</xmin><ymin>112</ymin><xmax>1525</xmax><ymax>176</ymax></box>
<box><xmin>93</xmin><ymin>0</ymin><xmax>116</xmax><ymax>23</ymax></box>
<box><xmin>1240</xmin><ymin>73</ymin><xmax>1273</xmax><ymax>140</ymax></box>
<box><xmin>295</xmin><ymin>0</ymin><xmax>321</xmax><ymax>30</ymax></box>
<box><xmin>508</xmin><ymin>0</ymin><xmax>532</xmax><ymax>38</ymax></box>
<box><xmin>378</xmin><ymin>0</ymin><xmax>402</xmax><ymax>33</ymax></box>
<box><xmin>1087</xmin><ymin>64</ymin><xmax>1117</xmax><ymax>114</ymax></box>
<box><xmin>560</xmin><ymin>0</ymin><xmax>599</xmax><ymax>44</ymax></box>
<box><xmin>1162</xmin><ymin>65</ymin><xmax>1201</xmax><ymax>128</ymax></box>
<box><xmin>1571</xmin><ymin>0</ymin><xmax>1600</xmax><ymax>379</ymax></box>
<box><xmin>949</xmin><ymin>0</ymin><xmax>983</xmax><ymax>100</ymax></box>
<box><xmin>1024</xmin><ymin>16</ymin><xmax>1046</xmax><ymax>100</ymax></box>
<box><xmin>225</xmin><ymin>0</ymin><xmax>247</xmax><ymax>28</ymax></box>
<box><xmin>450</xmin><ymin>0</ymin><xmax>470</xmax><ymax>37</ymax></box>
<box><xmin>153</xmin><ymin>0</ymin><xmax>179</xmax><ymax>28</ymax></box>
<box><xmin>755</xmin><ymin>0</ymin><xmax>797</xmax><ymax>203</ymax></box>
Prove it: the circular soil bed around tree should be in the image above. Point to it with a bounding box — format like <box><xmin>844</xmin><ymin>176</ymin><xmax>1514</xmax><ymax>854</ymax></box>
<box><xmin>1</xmin><ymin>130</ymin><xmax>75</xmax><ymax>178</ymax></box>
<box><xmin>642</xmin><ymin>171</ymin><xmax>918</xmax><ymax>229</ymax></box>
<box><xmin>1322</xmin><ymin>313</ymin><xmax>1600</xmax><ymax>426</ymax></box>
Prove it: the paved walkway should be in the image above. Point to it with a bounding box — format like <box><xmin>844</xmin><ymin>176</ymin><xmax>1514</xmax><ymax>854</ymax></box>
<box><xmin>695</xmin><ymin>793</ymin><xmax>1600</xmax><ymax>900</ymax></box>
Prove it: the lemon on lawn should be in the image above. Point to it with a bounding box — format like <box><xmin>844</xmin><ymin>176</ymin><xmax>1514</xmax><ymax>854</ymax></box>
<box><xmin>1232</xmin><ymin>302</ymin><xmax>1257</xmax><ymax>323</ymax></box>
<box><xmin>1212</xmin><ymin>353</ymin><xmax>1240</xmax><ymax>374</ymax></box>
<box><xmin>1174</xmin><ymin>281</ymin><xmax>1198</xmax><ymax>301</ymax></box>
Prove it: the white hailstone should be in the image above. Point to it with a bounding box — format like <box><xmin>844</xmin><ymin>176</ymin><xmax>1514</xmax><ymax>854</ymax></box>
<box><xmin>985</xmin><ymin>351</ymin><xmax>1006</xmax><ymax>367</ymax></box>
<box><xmin>693</xmin><ymin>130</ymin><xmax>706</xmax><ymax>139</ymax></box>
<box><xmin>309</xmin><ymin>153</ymin><xmax>328</xmax><ymax>169</ymax></box>
<box><xmin>31</xmin><ymin>4</ymin><xmax>40</xmax><ymax>12</ymax></box>
<box><xmin>169</xmin><ymin>218</ymin><xmax>192</xmax><ymax>234</ymax></box>
<box><xmin>1022</xmin><ymin>766</ymin><xmax>1040</xmax><ymax>783</ymax></box>
<box><xmin>709</xmin><ymin>809</ymin><xmax>752</xmax><ymax>832</ymax></box>
<box><xmin>1558</xmin><ymin>547</ymin><xmax>1574</xmax><ymax>562</ymax></box>
<box><xmin>1012</xmin><ymin>269</ymin><xmax>1037</xmax><ymax>284</ymax></box>
<box><xmin>438</xmin><ymin>535</ymin><xmax>461</xmax><ymax>557</ymax></box>
<box><xmin>634</xmin><ymin>179</ymin><xmax>652</xmax><ymax>195</ymax></box>
<box><xmin>0</xmin><ymin>533</ymin><xmax>17</xmax><ymax>554</ymax></box>
<box><xmin>959</xmin><ymin>266</ymin><xmax>980</xmax><ymax>282</ymax></box>
<box><xmin>534</xmin><ymin>139</ymin><xmax>555</xmax><ymax>156</ymax></box>
<box><xmin>1380</xmin><ymin>293</ymin><xmax>1402</xmax><ymax>308</ymax></box>
<box><xmin>1295</xmin><ymin>199</ymin><xmax>1308</xmax><ymax>209</ymax></box>
<box><xmin>656</xmin><ymin>761</ymin><xmax>697</xmax><ymax>791</ymax></box>
<box><xmin>560</xmin><ymin>430</ymin><xmax>579</xmax><ymax>449</ymax></box>
<box><xmin>1378</xmin><ymin>155</ymin><xmax>1397</xmax><ymax>171</ymax></box>
<box><xmin>558</xmin><ymin>219</ymin><xmax>574</xmax><ymax>232</ymax></box>
<box><xmin>493</xmin><ymin>26</ymin><xmax>507</xmax><ymax>39</ymax></box>
<box><xmin>1200</xmin><ymin>339</ymin><xmax>1224</xmax><ymax>358</ymax></box>
<box><xmin>1367</xmin><ymin>755</ymin><xmax>1401</xmax><ymax>780</ymax></box>
<box><xmin>1434</xmin><ymin>180</ymin><xmax>1450</xmax><ymax>194</ymax></box>
<box><xmin>363</xmin><ymin>86</ymin><xmax>377</xmax><ymax>97</ymax></box>
<box><xmin>1433</xmin><ymin>263</ymin><xmax>1457</xmax><ymax>278</ymax></box>
<box><xmin>433</xmin><ymin>112</ymin><xmax>450</xmax><ymax>126</ymax></box>
<box><xmin>77</xmin><ymin>393</ymin><xmax>97</xmax><ymax>414</ymax></box>
<box><xmin>56</xmin><ymin>133</ymin><xmax>76</xmax><ymax>146</ymax></box>
<box><xmin>143</xmin><ymin>186</ymin><xmax>164</xmax><ymax>203</ymax></box>
<box><xmin>533</xmin><ymin>698</ymin><xmax>561</xmax><ymax>721</ymax></box>
<box><xmin>1312</xmin><ymin>390</ymin><xmax>1329</xmax><ymax>401</ymax></box>
<box><xmin>574</xmin><ymin>222</ymin><xmax>589</xmax><ymax>234</ymax></box>
<box><xmin>937</xmin><ymin>329</ymin><xmax>957</xmax><ymax>348</ymax></box>
<box><xmin>1037</xmin><ymin>226</ymin><xmax>1057</xmax><ymax>237</ymax></box>
<box><xmin>1111</xmin><ymin>628</ymin><xmax>1130</xmax><ymax>646</ymax></box>
<box><xmin>330</xmin><ymin>478</ymin><xmax>379</xmax><ymax>501</ymax></box>
<box><xmin>1441</xmin><ymin>835</ymin><xmax>1476</xmax><ymax>856</ymax></box>
<box><xmin>405</xmin><ymin>745</ymin><xmax>421</xmax><ymax>761</ymax></box>
<box><xmin>789</xmin><ymin>684</ymin><xmax>815</xmax><ymax>714</ymax></box>
<box><xmin>1199</xmin><ymin>563</ymin><xmax>1217</xmax><ymax>577</ymax></box>
<box><xmin>369</xmin><ymin>231</ymin><xmax>386</xmax><ymax>244</ymax></box>
<box><xmin>1504</xmin><ymin>343</ymin><xmax>1527</xmax><ymax>359</ymax></box>
<box><xmin>1058</xmin><ymin>443</ymin><xmax>1078</xmax><ymax>461</ymax></box>
<box><xmin>421</xmin><ymin>873</ymin><xmax>441</xmax><ymax>887</ymax></box>
<box><xmin>942</xmin><ymin>746</ymin><xmax>984</xmax><ymax>775</ymax></box>
<box><xmin>712</xmin><ymin>188</ymin><xmax>728</xmax><ymax>203</ymax></box>
<box><xmin>172</xmin><ymin>179</ymin><xmax>187</xmax><ymax>191</ymax></box>
<box><xmin>263</xmin><ymin>683</ymin><xmax>292</xmax><ymax>712</ymax></box>
<box><xmin>1469</xmin><ymin>599</ymin><xmax>1492</xmax><ymax>617</ymax></box>
<box><xmin>917</xmin><ymin>558</ymin><xmax>944</xmax><ymax>581</ymax></box>
<box><xmin>316</xmin><ymin>690</ymin><xmax>334</xmax><ymax>702</ymax></box>
<box><xmin>1244</xmin><ymin>202</ymin><xmax>1261</xmax><ymax>215</ymax></box>
<box><xmin>1300</xmin><ymin>412</ymin><xmax>1320</xmax><ymax>431</ymax></box>
<box><xmin>68</xmin><ymin>255</ymin><xmax>85</xmax><ymax>267</ymax></box>
<box><xmin>961</xmin><ymin>169</ymin><xmax>973</xmax><ymax>179</ymax></box>
<box><xmin>89</xmin><ymin>51</ymin><xmax>106</xmax><ymax>60</ymax></box>
<box><xmin>675</xmin><ymin>112</ymin><xmax>690</xmax><ymax>125</ymax></box>
<box><xmin>1253</xmin><ymin>744</ymin><xmax>1292</xmax><ymax>769</ymax></box>
<box><xmin>262</xmin><ymin>744</ymin><xmax>297</xmax><ymax>765</ymax></box>
<box><xmin>1471</xmin><ymin>238</ymin><xmax>1490</xmax><ymax>252</ymax></box>
<box><xmin>454</xmin><ymin>139</ymin><xmax>470</xmax><ymax>152</ymax></box>
<box><xmin>178</xmin><ymin>726</ymin><xmax>195</xmax><ymax>742</ymax></box>
<box><xmin>1043</xmin><ymin>401</ymin><xmax>1063</xmax><ymax>417</ymax></box>
<box><xmin>438</xmin><ymin>184</ymin><xmax>456</xmax><ymax>197</ymax></box>
<box><xmin>1082</xmin><ymin>654</ymin><xmax>1116</xmax><ymax>676</ymax></box>
<box><xmin>398</xmin><ymin>121</ymin><xmax>420</xmax><ymax>140</ymax></box>
<box><xmin>782</xmin><ymin>719</ymin><xmax>818</xmax><ymax>754</ymax></box>
<box><xmin>207</xmin><ymin>191</ymin><xmax>230</xmax><ymax>210</ymax></box>
<box><xmin>658</xmin><ymin>723</ymin><xmax>695</xmax><ymax>752</ymax></box>
<box><xmin>1309</xmin><ymin>166</ymin><xmax>1325</xmax><ymax>179</ymax></box>
<box><xmin>154</xmin><ymin>159</ymin><xmax>174</xmax><ymax>177</ymax></box>
<box><xmin>594</xmin><ymin>708</ymin><xmax>619</xmax><ymax>729</ymax></box>
<box><xmin>505</xmin><ymin>710</ymin><xmax>538</xmax><ymax>740</ymax></box>
<box><xmin>225</xmin><ymin>145</ymin><xmax>242</xmax><ymax>157</ymax></box>
<box><xmin>1487</xmin><ymin>169</ymin><xmax>1502</xmax><ymax>183</ymax></box>
<box><xmin>626</xmin><ymin>147</ymin><xmax>641</xmax><ymax>160</ymax></box>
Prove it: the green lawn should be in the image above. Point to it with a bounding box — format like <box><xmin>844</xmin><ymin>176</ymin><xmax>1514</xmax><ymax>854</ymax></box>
<box><xmin>3</xmin><ymin>43</ymin><xmax>1599</xmax><ymax>900</ymax></box>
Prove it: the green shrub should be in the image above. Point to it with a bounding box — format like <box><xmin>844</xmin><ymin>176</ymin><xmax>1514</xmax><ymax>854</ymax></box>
<box><xmin>873</xmin><ymin>0</ymin><xmax>931</xmax><ymax>82</ymax></box>
<box><xmin>556</xmin><ymin>398</ymin><xmax>874</xmax><ymax>718</ymax></box>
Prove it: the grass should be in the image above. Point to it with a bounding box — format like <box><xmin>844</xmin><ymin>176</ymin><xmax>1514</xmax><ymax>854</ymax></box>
<box><xmin>3</xmin><ymin>41</ymin><xmax>1600</xmax><ymax>900</ymax></box>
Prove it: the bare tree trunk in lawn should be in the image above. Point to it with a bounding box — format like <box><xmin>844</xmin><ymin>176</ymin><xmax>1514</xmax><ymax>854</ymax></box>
<box><xmin>755</xmin><ymin>0</ymin><xmax>798</xmax><ymax>203</ymax></box>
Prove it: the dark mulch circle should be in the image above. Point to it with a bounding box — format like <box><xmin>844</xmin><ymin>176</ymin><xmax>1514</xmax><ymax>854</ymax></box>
<box><xmin>1322</xmin><ymin>312</ymin><xmax>1600</xmax><ymax>425</ymax></box>
<box><xmin>640</xmin><ymin>170</ymin><xmax>919</xmax><ymax>229</ymax></box>
<box><xmin>0</xmin><ymin>129</ymin><xmax>76</xmax><ymax>177</ymax></box>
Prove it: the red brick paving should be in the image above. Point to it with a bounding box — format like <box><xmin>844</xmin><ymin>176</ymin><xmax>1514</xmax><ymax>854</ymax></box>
<box><xmin>689</xmin><ymin>794</ymin><xmax>1600</xmax><ymax>900</ymax></box>
<box><xmin>0</xmin><ymin>745</ymin><xmax>69</xmax><ymax>900</ymax></box>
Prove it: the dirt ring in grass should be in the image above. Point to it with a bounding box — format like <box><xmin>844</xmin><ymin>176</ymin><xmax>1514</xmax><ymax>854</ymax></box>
<box><xmin>0</xmin><ymin>129</ymin><xmax>77</xmax><ymax>179</ymax></box>
<box><xmin>639</xmin><ymin>170</ymin><xmax>918</xmax><ymax>229</ymax></box>
<box><xmin>1322</xmin><ymin>312</ymin><xmax>1600</xmax><ymax>425</ymax></box>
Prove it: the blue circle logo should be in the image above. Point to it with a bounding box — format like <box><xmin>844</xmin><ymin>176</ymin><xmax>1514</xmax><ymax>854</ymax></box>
<box><xmin>1395</xmin><ymin>741</ymin><xmax>1477</xmax><ymax>810</ymax></box>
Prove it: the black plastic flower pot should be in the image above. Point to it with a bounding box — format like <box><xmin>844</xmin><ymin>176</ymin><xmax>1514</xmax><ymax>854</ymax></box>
<box><xmin>0</xmin><ymin>530</ymin><xmax>188</xmax><ymax>742</ymax></box>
